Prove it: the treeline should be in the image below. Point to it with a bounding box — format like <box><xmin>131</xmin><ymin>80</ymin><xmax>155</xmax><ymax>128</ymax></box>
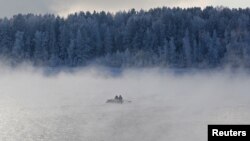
<box><xmin>1</xmin><ymin>7</ymin><xmax>250</xmax><ymax>68</ymax></box>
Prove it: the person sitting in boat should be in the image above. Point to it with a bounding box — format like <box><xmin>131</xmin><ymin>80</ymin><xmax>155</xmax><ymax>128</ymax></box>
<box><xmin>118</xmin><ymin>95</ymin><xmax>123</xmax><ymax>101</ymax></box>
<box><xmin>114</xmin><ymin>95</ymin><xmax>119</xmax><ymax>100</ymax></box>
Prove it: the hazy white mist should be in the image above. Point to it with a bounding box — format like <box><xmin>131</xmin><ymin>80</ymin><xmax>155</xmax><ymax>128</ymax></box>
<box><xmin>0</xmin><ymin>66</ymin><xmax>250</xmax><ymax>141</ymax></box>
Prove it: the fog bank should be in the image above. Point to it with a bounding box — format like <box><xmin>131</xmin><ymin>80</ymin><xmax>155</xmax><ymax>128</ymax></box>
<box><xmin>0</xmin><ymin>66</ymin><xmax>250</xmax><ymax>141</ymax></box>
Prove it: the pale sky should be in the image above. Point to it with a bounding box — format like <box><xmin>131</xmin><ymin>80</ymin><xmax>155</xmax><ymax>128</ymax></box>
<box><xmin>0</xmin><ymin>0</ymin><xmax>250</xmax><ymax>18</ymax></box>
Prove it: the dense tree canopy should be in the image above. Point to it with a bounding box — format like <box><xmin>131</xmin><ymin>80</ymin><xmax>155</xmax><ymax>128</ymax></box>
<box><xmin>1</xmin><ymin>7</ymin><xmax>250</xmax><ymax>68</ymax></box>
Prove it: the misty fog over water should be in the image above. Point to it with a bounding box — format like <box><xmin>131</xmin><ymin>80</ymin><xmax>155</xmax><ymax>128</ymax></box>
<box><xmin>0</xmin><ymin>66</ymin><xmax>250</xmax><ymax>141</ymax></box>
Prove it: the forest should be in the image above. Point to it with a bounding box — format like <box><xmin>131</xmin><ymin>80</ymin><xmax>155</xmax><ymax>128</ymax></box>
<box><xmin>1</xmin><ymin>6</ymin><xmax>250</xmax><ymax>68</ymax></box>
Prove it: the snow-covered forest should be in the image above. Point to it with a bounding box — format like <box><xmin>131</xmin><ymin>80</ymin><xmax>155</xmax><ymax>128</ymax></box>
<box><xmin>1</xmin><ymin>7</ymin><xmax>250</xmax><ymax>68</ymax></box>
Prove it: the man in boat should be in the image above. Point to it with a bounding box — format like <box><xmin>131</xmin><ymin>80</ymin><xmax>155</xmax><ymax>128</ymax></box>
<box><xmin>115</xmin><ymin>95</ymin><xmax>119</xmax><ymax>100</ymax></box>
<box><xmin>118</xmin><ymin>95</ymin><xmax>123</xmax><ymax>102</ymax></box>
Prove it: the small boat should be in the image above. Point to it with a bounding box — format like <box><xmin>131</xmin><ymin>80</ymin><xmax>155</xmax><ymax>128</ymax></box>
<box><xmin>106</xmin><ymin>95</ymin><xmax>131</xmax><ymax>104</ymax></box>
<box><xmin>106</xmin><ymin>99</ymin><xmax>123</xmax><ymax>104</ymax></box>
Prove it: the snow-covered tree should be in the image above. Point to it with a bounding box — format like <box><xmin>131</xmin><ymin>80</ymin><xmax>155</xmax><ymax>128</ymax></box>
<box><xmin>0</xmin><ymin>7</ymin><xmax>249</xmax><ymax>68</ymax></box>
<box><xmin>12</xmin><ymin>31</ymin><xmax>25</xmax><ymax>63</ymax></box>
